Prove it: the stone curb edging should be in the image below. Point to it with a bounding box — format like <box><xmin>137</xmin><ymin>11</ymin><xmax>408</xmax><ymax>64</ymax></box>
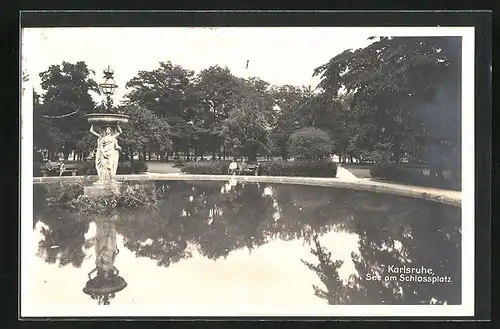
<box><xmin>32</xmin><ymin>173</ymin><xmax>461</xmax><ymax>207</ymax></box>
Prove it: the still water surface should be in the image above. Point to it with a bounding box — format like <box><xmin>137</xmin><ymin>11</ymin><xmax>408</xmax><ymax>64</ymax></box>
<box><xmin>29</xmin><ymin>180</ymin><xmax>461</xmax><ymax>312</ymax></box>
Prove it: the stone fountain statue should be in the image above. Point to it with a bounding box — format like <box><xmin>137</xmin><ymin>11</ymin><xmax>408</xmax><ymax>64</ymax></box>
<box><xmin>90</xmin><ymin>124</ymin><xmax>122</xmax><ymax>183</ymax></box>
<box><xmin>84</xmin><ymin>113</ymin><xmax>130</xmax><ymax>197</ymax></box>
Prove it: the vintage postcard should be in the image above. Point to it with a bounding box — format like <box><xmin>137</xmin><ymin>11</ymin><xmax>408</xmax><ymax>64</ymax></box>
<box><xmin>20</xmin><ymin>17</ymin><xmax>476</xmax><ymax>318</ymax></box>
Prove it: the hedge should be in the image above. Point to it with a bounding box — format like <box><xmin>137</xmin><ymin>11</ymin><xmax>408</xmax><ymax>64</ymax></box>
<box><xmin>33</xmin><ymin>159</ymin><xmax>148</xmax><ymax>176</ymax></box>
<box><xmin>181</xmin><ymin>160</ymin><xmax>337</xmax><ymax>178</ymax></box>
<box><xmin>82</xmin><ymin>159</ymin><xmax>148</xmax><ymax>175</ymax></box>
<box><xmin>369</xmin><ymin>163</ymin><xmax>461</xmax><ymax>190</ymax></box>
<box><xmin>181</xmin><ymin>160</ymin><xmax>231</xmax><ymax>175</ymax></box>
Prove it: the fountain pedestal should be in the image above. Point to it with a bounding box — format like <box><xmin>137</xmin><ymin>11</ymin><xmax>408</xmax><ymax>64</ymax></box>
<box><xmin>84</xmin><ymin>181</ymin><xmax>122</xmax><ymax>197</ymax></box>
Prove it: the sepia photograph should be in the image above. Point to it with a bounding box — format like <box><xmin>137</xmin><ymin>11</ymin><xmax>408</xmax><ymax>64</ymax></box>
<box><xmin>20</xmin><ymin>23</ymin><xmax>475</xmax><ymax>318</ymax></box>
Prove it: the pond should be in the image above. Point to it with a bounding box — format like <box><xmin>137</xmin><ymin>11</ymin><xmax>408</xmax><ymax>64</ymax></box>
<box><xmin>28</xmin><ymin>180</ymin><xmax>461</xmax><ymax>314</ymax></box>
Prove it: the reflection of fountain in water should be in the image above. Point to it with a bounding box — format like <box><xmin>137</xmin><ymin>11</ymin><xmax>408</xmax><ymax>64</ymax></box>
<box><xmin>82</xmin><ymin>217</ymin><xmax>127</xmax><ymax>305</ymax></box>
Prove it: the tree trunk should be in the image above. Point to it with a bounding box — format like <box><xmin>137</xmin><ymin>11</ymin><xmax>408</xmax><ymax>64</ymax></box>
<box><xmin>393</xmin><ymin>141</ymin><xmax>401</xmax><ymax>164</ymax></box>
<box><xmin>281</xmin><ymin>147</ymin><xmax>288</xmax><ymax>161</ymax></box>
<box><xmin>248</xmin><ymin>146</ymin><xmax>258</xmax><ymax>162</ymax></box>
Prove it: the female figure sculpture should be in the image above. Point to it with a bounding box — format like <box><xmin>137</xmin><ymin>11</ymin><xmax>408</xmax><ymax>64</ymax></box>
<box><xmin>90</xmin><ymin>124</ymin><xmax>122</xmax><ymax>183</ymax></box>
<box><xmin>88</xmin><ymin>219</ymin><xmax>120</xmax><ymax>279</ymax></box>
<box><xmin>84</xmin><ymin>218</ymin><xmax>127</xmax><ymax>305</ymax></box>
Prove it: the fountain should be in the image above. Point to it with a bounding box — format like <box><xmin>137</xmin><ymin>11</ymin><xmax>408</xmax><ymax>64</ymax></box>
<box><xmin>83</xmin><ymin>113</ymin><xmax>129</xmax><ymax>197</ymax></box>
<box><xmin>83</xmin><ymin>65</ymin><xmax>131</xmax><ymax>197</ymax></box>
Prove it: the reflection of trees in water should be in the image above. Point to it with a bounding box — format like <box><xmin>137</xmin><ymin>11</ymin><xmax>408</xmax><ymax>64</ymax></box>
<box><xmin>302</xmin><ymin>192</ymin><xmax>461</xmax><ymax>305</ymax></box>
<box><xmin>115</xmin><ymin>181</ymin><xmax>276</xmax><ymax>264</ymax></box>
<box><xmin>33</xmin><ymin>184</ymin><xmax>92</xmax><ymax>267</ymax></box>
<box><xmin>33</xmin><ymin>184</ymin><xmax>49</xmax><ymax>229</ymax></box>
<box><xmin>194</xmin><ymin>182</ymin><xmax>276</xmax><ymax>258</ymax></box>
<box><xmin>271</xmin><ymin>185</ymin><xmax>353</xmax><ymax>243</ymax></box>
<box><xmin>117</xmin><ymin>181</ymin><xmax>197</xmax><ymax>267</ymax></box>
<box><xmin>35</xmin><ymin>211</ymin><xmax>91</xmax><ymax>268</ymax></box>
<box><xmin>33</xmin><ymin>181</ymin><xmax>461</xmax><ymax>305</ymax></box>
<box><xmin>301</xmin><ymin>234</ymin><xmax>351</xmax><ymax>304</ymax></box>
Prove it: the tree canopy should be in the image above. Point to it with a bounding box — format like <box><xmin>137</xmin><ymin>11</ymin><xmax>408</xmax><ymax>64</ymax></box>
<box><xmin>32</xmin><ymin>36</ymin><xmax>461</xmax><ymax>168</ymax></box>
<box><xmin>313</xmin><ymin>36</ymin><xmax>461</xmax><ymax>165</ymax></box>
<box><xmin>34</xmin><ymin>61</ymin><xmax>99</xmax><ymax>159</ymax></box>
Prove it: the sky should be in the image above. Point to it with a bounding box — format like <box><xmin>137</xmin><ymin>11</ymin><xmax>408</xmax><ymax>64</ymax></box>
<box><xmin>22</xmin><ymin>27</ymin><xmax>378</xmax><ymax>103</ymax></box>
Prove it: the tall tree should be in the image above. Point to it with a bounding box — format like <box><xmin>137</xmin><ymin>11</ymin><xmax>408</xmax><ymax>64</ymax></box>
<box><xmin>36</xmin><ymin>61</ymin><xmax>99</xmax><ymax>159</ymax></box>
<box><xmin>314</xmin><ymin>36</ymin><xmax>462</xmax><ymax>166</ymax></box>
<box><xmin>125</xmin><ymin>61</ymin><xmax>195</xmax><ymax>159</ymax></box>
<box><xmin>193</xmin><ymin>65</ymin><xmax>243</xmax><ymax>159</ymax></box>
<box><xmin>269</xmin><ymin>85</ymin><xmax>311</xmax><ymax>159</ymax></box>
<box><xmin>221</xmin><ymin>77</ymin><xmax>274</xmax><ymax>161</ymax></box>
<box><xmin>118</xmin><ymin>103</ymin><xmax>172</xmax><ymax>160</ymax></box>
<box><xmin>33</xmin><ymin>90</ymin><xmax>64</xmax><ymax>155</ymax></box>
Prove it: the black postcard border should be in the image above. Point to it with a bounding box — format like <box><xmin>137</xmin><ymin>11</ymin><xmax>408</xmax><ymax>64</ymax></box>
<box><xmin>10</xmin><ymin>10</ymin><xmax>492</xmax><ymax>324</ymax></box>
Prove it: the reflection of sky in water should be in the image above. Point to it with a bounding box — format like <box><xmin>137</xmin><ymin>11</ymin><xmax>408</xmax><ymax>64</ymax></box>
<box><xmin>28</xmin><ymin>181</ymin><xmax>461</xmax><ymax>313</ymax></box>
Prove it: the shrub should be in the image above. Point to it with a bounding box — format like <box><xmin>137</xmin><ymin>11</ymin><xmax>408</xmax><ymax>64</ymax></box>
<box><xmin>172</xmin><ymin>157</ymin><xmax>186</xmax><ymax>168</ymax></box>
<box><xmin>131</xmin><ymin>159</ymin><xmax>148</xmax><ymax>173</ymax></box>
<box><xmin>119</xmin><ymin>162</ymin><xmax>134</xmax><ymax>174</ymax></box>
<box><xmin>81</xmin><ymin>161</ymin><xmax>133</xmax><ymax>175</ymax></box>
<box><xmin>45</xmin><ymin>182</ymin><xmax>162</xmax><ymax>216</ymax></box>
<box><xmin>261</xmin><ymin>160</ymin><xmax>337</xmax><ymax>178</ymax></box>
<box><xmin>180</xmin><ymin>159</ymin><xmax>337</xmax><ymax>178</ymax></box>
<box><xmin>81</xmin><ymin>161</ymin><xmax>95</xmax><ymax>175</ymax></box>
<box><xmin>288</xmin><ymin>128</ymin><xmax>333</xmax><ymax>161</ymax></box>
<box><xmin>45</xmin><ymin>182</ymin><xmax>85</xmax><ymax>208</ymax></box>
<box><xmin>33</xmin><ymin>162</ymin><xmax>43</xmax><ymax>177</ymax></box>
<box><xmin>369</xmin><ymin>163</ymin><xmax>460</xmax><ymax>190</ymax></box>
<box><xmin>181</xmin><ymin>160</ymin><xmax>231</xmax><ymax>174</ymax></box>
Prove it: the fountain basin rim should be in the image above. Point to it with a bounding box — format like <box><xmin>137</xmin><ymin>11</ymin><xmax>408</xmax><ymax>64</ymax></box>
<box><xmin>32</xmin><ymin>174</ymin><xmax>462</xmax><ymax>207</ymax></box>
<box><xmin>83</xmin><ymin>276</ymin><xmax>128</xmax><ymax>295</ymax></box>
<box><xmin>86</xmin><ymin>113</ymin><xmax>129</xmax><ymax>124</ymax></box>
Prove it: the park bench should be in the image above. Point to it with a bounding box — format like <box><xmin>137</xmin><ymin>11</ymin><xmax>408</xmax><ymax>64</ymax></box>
<box><xmin>237</xmin><ymin>162</ymin><xmax>262</xmax><ymax>176</ymax></box>
<box><xmin>40</xmin><ymin>163</ymin><xmax>81</xmax><ymax>177</ymax></box>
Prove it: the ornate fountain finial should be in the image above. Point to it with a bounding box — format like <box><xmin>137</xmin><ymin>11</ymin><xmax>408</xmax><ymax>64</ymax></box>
<box><xmin>99</xmin><ymin>65</ymin><xmax>118</xmax><ymax>96</ymax></box>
